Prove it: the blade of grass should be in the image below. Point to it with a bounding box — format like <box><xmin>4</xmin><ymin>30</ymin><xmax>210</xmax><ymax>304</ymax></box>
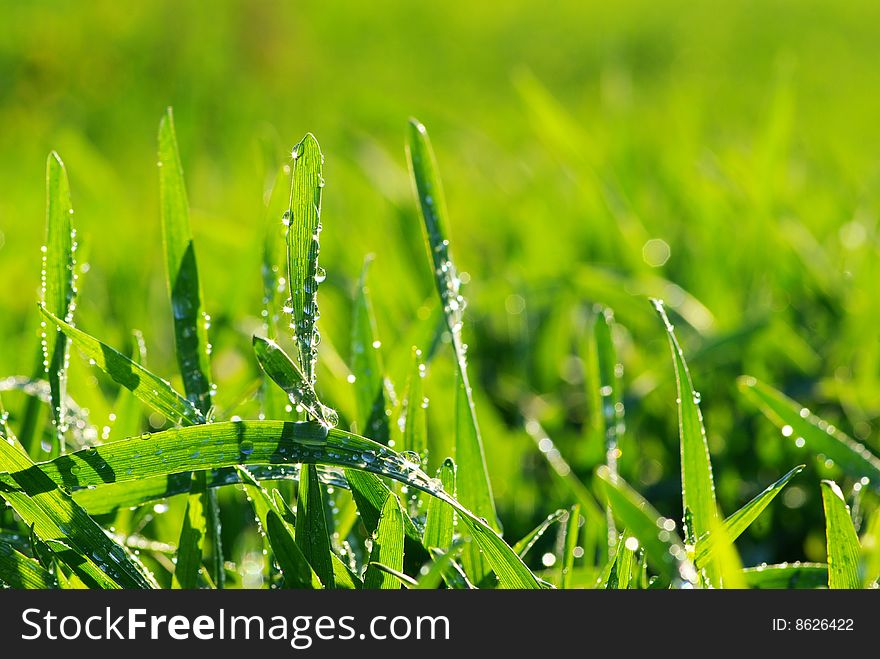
<box><xmin>5</xmin><ymin>420</ymin><xmax>540</xmax><ymax>587</ymax></box>
<box><xmin>40</xmin><ymin>152</ymin><xmax>77</xmax><ymax>453</ymax></box>
<box><xmin>40</xmin><ymin>308</ymin><xmax>204</xmax><ymax>425</ymax></box>
<box><xmin>0</xmin><ymin>539</ymin><xmax>56</xmax><ymax>588</ymax></box>
<box><xmin>694</xmin><ymin>465</ymin><xmax>804</xmax><ymax>567</ymax></box>
<box><xmin>706</xmin><ymin>511</ymin><xmax>746</xmax><ymax>589</ymax></box>
<box><xmin>423</xmin><ymin>458</ymin><xmax>456</xmax><ymax>550</ymax></box>
<box><xmin>158</xmin><ymin>107</ymin><xmax>213</xmax><ymax>415</ymax></box>
<box><xmin>0</xmin><ymin>402</ymin><xmax>155</xmax><ymax>589</ymax></box>
<box><xmin>236</xmin><ymin>467</ymin><xmax>322</xmax><ymax>588</ymax></box>
<box><xmin>560</xmin><ymin>504</ymin><xmax>580</xmax><ymax>589</ymax></box>
<box><xmin>252</xmin><ymin>335</ymin><xmax>337</xmax><ymax>427</ymax></box>
<box><xmin>820</xmin><ymin>480</ymin><xmax>862</xmax><ymax>589</ymax></box>
<box><xmin>351</xmin><ymin>257</ymin><xmax>390</xmax><ymax>443</ymax></box>
<box><xmin>584</xmin><ymin>306</ymin><xmax>625</xmax><ymax>550</ymax></box>
<box><xmin>595</xmin><ymin>465</ymin><xmax>695</xmax><ymax>586</ymax></box>
<box><xmin>296</xmin><ymin>460</ymin><xmax>335</xmax><ymax>588</ymax></box>
<box><xmin>741</xmin><ymin>562</ymin><xmax>828</xmax><ymax>589</ymax></box>
<box><xmin>415</xmin><ymin>543</ymin><xmax>468</xmax><ymax>589</ymax></box>
<box><xmin>285</xmin><ymin>133</ymin><xmax>325</xmax><ymax>383</ymax></box>
<box><xmin>513</xmin><ymin>509</ymin><xmax>567</xmax><ymax>559</ymax></box>
<box><xmin>406</xmin><ymin>119</ymin><xmax>499</xmax><ymax>537</ymax></box>
<box><xmin>159</xmin><ymin>107</ymin><xmax>219</xmax><ymax>589</ymax></box>
<box><xmin>170</xmin><ymin>470</ymin><xmax>207</xmax><ymax>589</ymax></box>
<box><xmin>400</xmin><ymin>348</ymin><xmax>428</xmax><ymax>460</ymax></box>
<box><xmin>739</xmin><ymin>376</ymin><xmax>880</xmax><ymax>488</ymax></box>
<box><xmin>108</xmin><ymin>331</ymin><xmax>147</xmax><ymax>441</ymax></box>
<box><xmin>364</xmin><ymin>493</ymin><xmax>405</xmax><ymax>589</ymax></box>
<box><xmin>652</xmin><ymin>299</ymin><xmax>718</xmax><ymax>584</ymax></box>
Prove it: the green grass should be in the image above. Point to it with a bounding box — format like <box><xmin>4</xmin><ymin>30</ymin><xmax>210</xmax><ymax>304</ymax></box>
<box><xmin>1</xmin><ymin>1</ymin><xmax>880</xmax><ymax>590</ymax></box>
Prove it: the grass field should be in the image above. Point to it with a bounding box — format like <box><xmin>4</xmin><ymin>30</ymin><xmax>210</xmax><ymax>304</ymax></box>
<box><xmin>0</xmin><ymin>0</ymin><xmax>878</xmax><ymax>589</ymax></box>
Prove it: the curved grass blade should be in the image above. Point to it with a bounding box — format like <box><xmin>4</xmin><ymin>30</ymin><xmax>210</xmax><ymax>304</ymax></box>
<box><xmin>821</xmin><ymin>480</ymin><xmax>862</xmax><ymax>589</ymax></box>
<box><xmin>13</xmin><ymin>421</ymin><xmax>540</xmax><ymax>588</ymax></box>
<box><xmin>296</xmin><ymin>463</ymin><xmax>335</xmax><ymax>588</ymax></box>
<box><xmin>652</xmin><ymin>299</ymin><xmax>718</xmax><ymax>584</ymax></box>
<box><xmin>364</xmin><ymin>493</ymin><xmax>405</xmax><ymax>589</ymax></box>
<box><xmin>236</xmin><ymin>467</ymin><xmax>322</xmax><ymax>588</ymax></box>
<box><xmin>595</xmin><ymin>465</ymin><xmax>695</xmax><ymax>586</ymax></box>
<box><xmin>513</xmin><ymin>509</ymin><xmax>567</xmax><ymax>559</ymax></box>
<box><xmin>40</xmin><ymin>308</ymin><xmax>204</xmax><ymax>425</ymax></box>
<box><xmin>406</xmin><ymin>119</ymin><xmax>499</xmax><ymax>537</ymax></box>
<box><xmin>0</xmin><ymin>420</ymin><xmax>155</xmax><ymax>589</ymax></box>
<box><xmin>742</xmin><ymin>562</ymin><xmax>828</xmax><ymax>589</ymax></box>
<box><xmin>285</xmin><ymin>133</ymin><xmax>325</xmax><ymax>383</ymax></box>
<box><xmin>370</xmin><ymin>563</ymin><xmax>416</xmax><ymax>589</ymax></box>
<box><xmin>0</xmin><ymin>539</ymin><xmax>56</xmax><ymax>589</ymax></box>
<box><xmin>351</xmin><ymin>257</ymin><xmax>390</xmax><ymax>443</ymax></box>
<box><xmin>253</xmin><ymin>335</ymin><xmax>337</xmax><ymax>427</ymax></box>
<box><xmin>694</xmin><ymin>465</ymin><xmax>804</xmax><ymax>568</ymax></box>
<box><xmin>41</xmin><ymin>152</ymin><xmax>77</xmax><ymax>453</ymax></box>
<box><xmin>423</xmin><ymin>458</ymin><xmax>456</xmax><ymax>550</ymax></box>
<box><xmin>738</xmin><ymin>376</ymin><xmax>880</xmax><ymax>489</ymax></box>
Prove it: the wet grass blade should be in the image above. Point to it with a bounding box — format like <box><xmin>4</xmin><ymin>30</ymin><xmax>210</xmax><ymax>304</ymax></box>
<box><xmin>170</xmin><ymin>470</ymin><xmax>207</xmax><ymax>589</ymax></box>
<box><xmin>739</xmin><ymin>376</ymin><xmax>880</xmax><ymax>488</ymax></box>
<box><xmin>41</xmin><ymin>152</ymin><xmax>77</xmax><ymax>452</ymax></box>
<box><xmin>159</xmin><ymin>108</ymin><xmax>219</xmax><ymax>587</ymax></box>
<box><xmin>4</xmin><ymin>421</ymin><xmax>540</xmax><ymax>588</ymax></box>
<box><xmin>586</xmin><ymin>306</ymin><xmax>624</xmax><ymax>473</ymax></box>
<box><xmin>415</xmin><ymin>543</ymin><xmax>467</xmax><ymax>589</ymax></box>
<box><xmin>236</xmin><ymin>467</ymin><xmax>322</xmax><ymax>588</ymax></box>
<box><xmin>364</xmin><ymin>493</ymin><xmax>406</xmax><ymax>589</ymax></box>
<box><xmin>706</xmin><ymin>512</ymin><xmax>746</xmax><ymax>589</ymax></box>
<box><xmin>253</xmin><ymin>335</ymin><xmax>337</xmax><ymax>426</ymax></box>
<box><xmin>296</xmin><ymin>463</ymin><xmax>335</xmax><ymax>588</ymax></box>
<box><xmin>820</xmin><ymin>480</ymin><xmax>861</xmax><ymax>589</ymax></box>
<box><xmin>694</xmin><ymin>465</ymin><xmax>804</xmax><ymax>567</ymax></box>
<box><xmin>401</xmin><ymin>348</ymin><xmax>428</xmax><ymax>460</ymax></box>
<box><xmin>584</xmin><ymin>306</ymin><xmax>625</xmax><ymax>548</ymax></box>
<box><xmin>158</xmin><ymin>108</ymin><xmax>213</xmax><ymax>414</ymax></box>
<box><xmin>0</xmin><ymin>539</ymin><xmax>56</xmax><ymax>588</ymax></box>
<box><xmin>595</xmin><ymin>465</ymin><xmax>695</xmax><ymax>586</ymax></box>
<box><xmin>652</xmin><ymin>299</ymin><xmax>718</xmax><ymax>583</ymax></box>
<box><xmin>0</xmin><ymin>415</ymin><xmax>155</xmax><ymax>589</ymax></box>
<box><xmin>351</xmin><ymin>257</ymin><xmax>390</xmax><ymax>443</ymax></box>
<box><xmin>513</xmin><ymin>509</ymin><xmax>567</xmax><ymax>559</ymax></box>
<box><xmin>423</xmin><ymin>458</ymin><xmax>456</xmax><ymax>550</ymax></box>
<box><xmin>741</xmin><ymin>562</ymin><xmax>828</xmax><ymax>589</ymax></box>
<box><xmin>560</xmin><ymin>504</ymin><xmax>580</xmax><ymax>588</ymax></box>
<box><xmin>406</xmin><ymin>119</ymin><xmax>499</xmax><ymax>537</ymax></box>
<box><xmin>40</xmin><ymin>308</ymin><xmax>204</xmax><ymax>425</ymax></box>
<box><xmin>285</xmin><ymin>133</ymin><xmax>325</xmax><ymax>383</ymax></box>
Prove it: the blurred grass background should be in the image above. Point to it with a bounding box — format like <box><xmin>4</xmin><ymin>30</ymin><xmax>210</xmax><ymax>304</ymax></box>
<box><xmin>2</xmin><ymin>0</ymin><xmax>880</xmax><ymax>570</ymax></box>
